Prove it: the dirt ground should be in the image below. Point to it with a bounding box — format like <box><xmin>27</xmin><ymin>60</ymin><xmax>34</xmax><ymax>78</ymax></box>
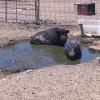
<box><xmin>0</xmin><ymin>58</ymin><xmax>100</xmax><ymax>100</ymax></box>
<box><xmin>0</xmin><ymin>22</ymin><xmax>40</xmax><ymax>47</ymax></box>
<box><xmin>0</xmin><ymin>22</ymin><xmax>99</xmax><ymax>100</ymax></box>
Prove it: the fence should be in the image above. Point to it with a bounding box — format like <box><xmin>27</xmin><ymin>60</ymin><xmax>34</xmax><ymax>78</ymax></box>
<box><xmin>0</xmin><ymin>0</ymin><xmax>39</xmax><ymax>23</ymax></box>
<box><xmin>39</xmin><ymin>0</ymin><xmax>99</xmax><ymax>25</ymax></box>
<box><xmin>0</xmin><ymin>0</ymin><xmax>99</xmax><ymax>25</ymax></box>
<box><xmin>40</xmin><ymin>0</ymin><xmax>75</xmax><ymax>25</ymax></box>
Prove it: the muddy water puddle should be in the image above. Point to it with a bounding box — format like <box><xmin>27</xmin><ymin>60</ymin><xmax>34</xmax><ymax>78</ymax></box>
<box><xmin>0</xmin><ymin>41</ymin><xmax>99</xmax><ymax>72</ymax></box>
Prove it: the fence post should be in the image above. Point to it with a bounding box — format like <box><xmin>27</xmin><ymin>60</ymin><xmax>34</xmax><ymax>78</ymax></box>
<box><xmin>16</xmin><ymin>0</ymin><xmax>17</xmax><ymax>22</ymax></box>
<box><xmin>37</xmin><ymin>0</ymin><xmax>40</xmax><ymax>22</ymax></box>
<box><xmin>5</xmin><ymin>0</ymin><xmax>7</xmax><ymax>22</ymax></box>
<box><xmin>35</xmin><ymin>0</ymin><xmax>40</xmax><ymax>25</ymax></box>
<box><xmin>79</xmin><ymin>24</ymin><xmax>85</xmax><ymax>37</ymax></box>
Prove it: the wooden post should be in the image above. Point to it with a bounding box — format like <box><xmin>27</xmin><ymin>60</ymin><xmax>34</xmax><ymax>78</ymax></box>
<box><xmin>79</xmin><ymin>24</ymin><xmax>85</xmax><ymax>37</ymax></box>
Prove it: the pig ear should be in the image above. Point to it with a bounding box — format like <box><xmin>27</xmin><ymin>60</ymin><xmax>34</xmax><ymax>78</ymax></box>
<box><xmin>66</xmin><ymin>30</ymin><xmax>70</xmax><ymax>33</ymax></box>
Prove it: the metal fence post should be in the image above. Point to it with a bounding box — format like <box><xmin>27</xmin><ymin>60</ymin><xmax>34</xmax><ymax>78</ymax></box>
<box><xmin>35</xmin><ymin>0</ymin><xmax>40</xmax><ymax>25</ymax></box>
<box><xmin>5</xmin><ymin>0</ymin><xmax>7</xmax><ymax>22</ymax></box>
<box><xmin>16</xmin><ymin>0</ymin><xmax>17</xmax><ymax>22</ymax></box>
<box><xmin>37</xmin><ymin>0</ymin><xmax>40</xmax><ymax>22</ymax></box>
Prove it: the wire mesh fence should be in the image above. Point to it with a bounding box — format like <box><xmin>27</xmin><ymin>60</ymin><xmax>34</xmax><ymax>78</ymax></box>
<box><xmin>0</xmin><ymin>0</ymin><xmax>99</xmax><ymax>25</ymax></box>
<box><xmin>0</xmin><ymin>0</ymin><xmax>37</xmax><ymax>23</ymax></box>
<box><xmin>39</xmin><ymin>0</ymin><xmax>75</xmax><ymax>25</ymax></box>
<box><xmin>39</xmin><ymin>0</ymin><xmax>99</xmax><ymax>25</ymax></box>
